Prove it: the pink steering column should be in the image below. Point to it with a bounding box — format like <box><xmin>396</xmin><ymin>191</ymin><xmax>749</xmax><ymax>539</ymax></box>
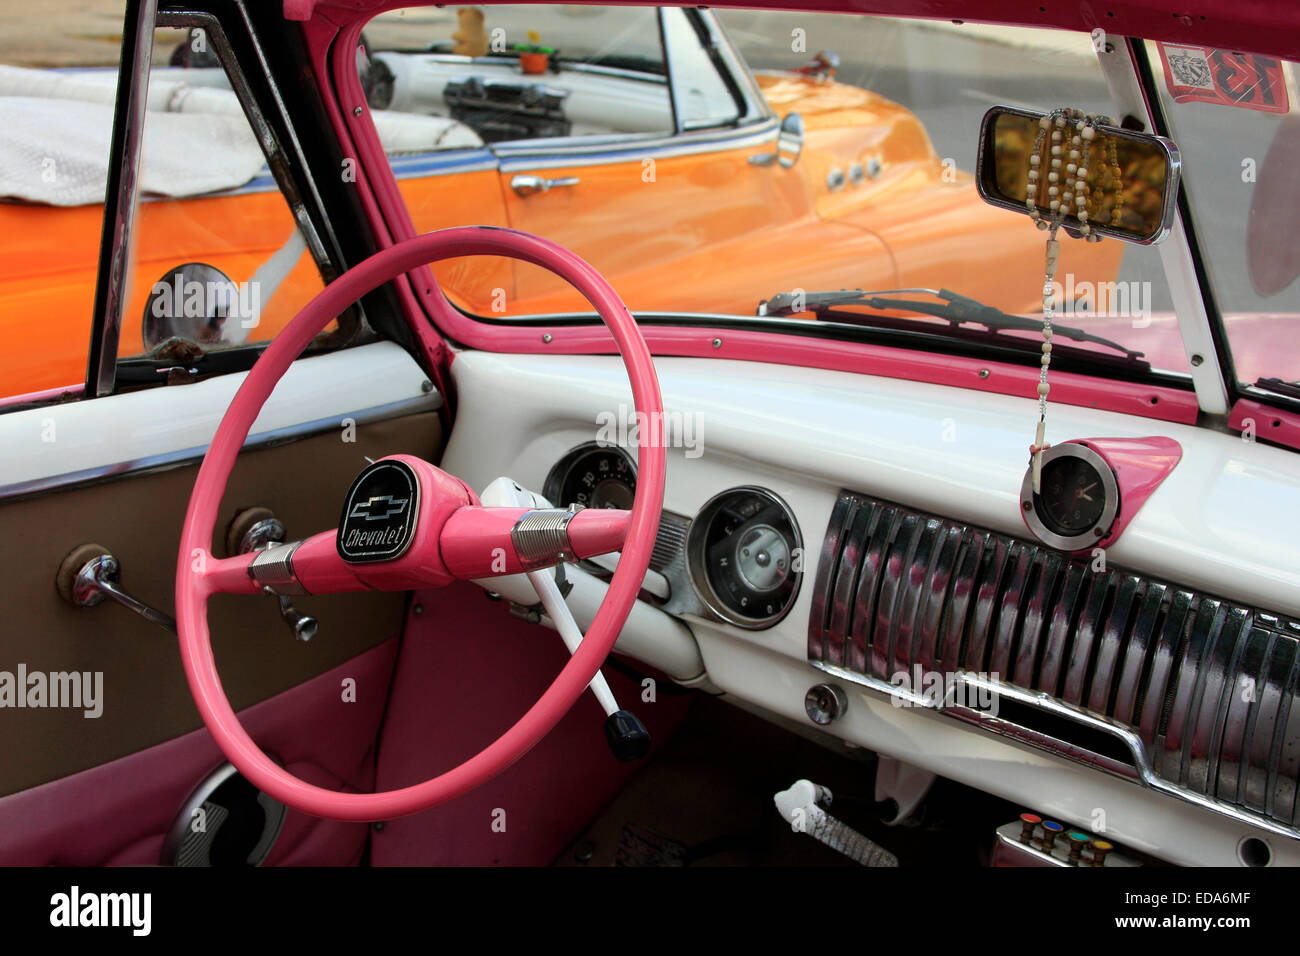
<box><xmin>174</xmin><ymin>227</ymin><xmax>665</xmax><ymax>822</ymax></box>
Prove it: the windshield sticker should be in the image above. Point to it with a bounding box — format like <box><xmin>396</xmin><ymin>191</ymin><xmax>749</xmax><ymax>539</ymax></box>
<box><xmin>1157</xmin><ymin>43</ymin><xmax>1290</xmax><ymax>113</ymax></box>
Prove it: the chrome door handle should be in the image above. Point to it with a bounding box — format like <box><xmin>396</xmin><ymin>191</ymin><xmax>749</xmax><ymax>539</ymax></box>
<box><xmin>511</xmin><ymin>174</ymin><xmax>580</xmax><ymax>196</ymax></box>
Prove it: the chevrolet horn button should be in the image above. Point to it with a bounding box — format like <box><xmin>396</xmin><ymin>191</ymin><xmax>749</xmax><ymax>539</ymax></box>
<box><xmin>337</xmin><ymin>459</ymin><xmax>421</xmax><ymax>563</ymax></box>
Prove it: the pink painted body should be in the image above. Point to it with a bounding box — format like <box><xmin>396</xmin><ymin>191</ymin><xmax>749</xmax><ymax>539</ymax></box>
<box><xmin>1230</xmin><ymin>398</ymin><xmax>1300</xmax><ymax>452</ymax></box>
<box><xmin>174</xmin><ymin>226</ymin><xmax>665</xmax><ymax>822</ymax></box>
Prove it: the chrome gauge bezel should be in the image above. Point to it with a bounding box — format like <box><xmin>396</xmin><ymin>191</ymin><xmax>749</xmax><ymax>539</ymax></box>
<box><xmin>543</xmin><ymin>441</ymin><xmax>637</xmax><ymax>511</ymax></box>
<box><xmin>1020</xmin><ymin>442</ymin><xmax>1120</xmax><ymax>552</ymax></box>
<box><xmin>687</xmin><ymin>485</ymin><xmax>803</xmax><ymax>630</ymax></box>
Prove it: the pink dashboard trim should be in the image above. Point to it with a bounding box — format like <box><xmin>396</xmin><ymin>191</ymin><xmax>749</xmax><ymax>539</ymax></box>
<box><xmin>1229</xmin><ymin>398</ymin><xmax>1300</xmax><ymax>452</ymax></box>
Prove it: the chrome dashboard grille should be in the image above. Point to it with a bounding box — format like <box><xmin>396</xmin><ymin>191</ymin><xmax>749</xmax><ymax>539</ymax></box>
<box><xmin>808</xmin><ymin>491</ymin><xmax>1300</xmax><ymax>835</ymax></box>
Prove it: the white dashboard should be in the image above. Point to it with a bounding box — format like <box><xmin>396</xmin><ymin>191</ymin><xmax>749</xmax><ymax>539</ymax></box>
<box><xmin>442</xmin><ymin>348</ymin><xmax>1300</xmax><ymax>867</ymax></box>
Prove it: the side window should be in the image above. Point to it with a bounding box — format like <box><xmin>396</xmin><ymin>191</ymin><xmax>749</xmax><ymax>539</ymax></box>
<box><xmin>363</xmin><ymin>5</ymin><xmax>673</xmax><ymax>144</ymax></box>
<box><xmin>117</xmin><ymin>25</ymin><xmax>331</xmax><ymax>370</ymax></box>
<box><xmin>0</xmin><ymin>4</ymin><xmax>119</xmax><ymax>399</ymax></box>
<box><xmin>661</xmin><ymin>8</ymin><xmax>741</xmax><ymax>130</ymax></box>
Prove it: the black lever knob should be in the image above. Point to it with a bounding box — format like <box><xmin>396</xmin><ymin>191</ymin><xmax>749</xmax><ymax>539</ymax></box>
<box><xmin>604</xmin><ymin>710</ymin><xmax>651</xmax><ymax>762</ymax></box>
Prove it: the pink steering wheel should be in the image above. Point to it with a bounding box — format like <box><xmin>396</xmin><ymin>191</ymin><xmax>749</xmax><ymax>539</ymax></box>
<box><xmin>175</xmin><ymin>227</ymin><xmax>664</xmax><ymax>822</ymax></box>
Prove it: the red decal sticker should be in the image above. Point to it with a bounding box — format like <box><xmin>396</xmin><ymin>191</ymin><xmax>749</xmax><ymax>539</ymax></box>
<box><xmin>1158</xmin><ymin>43</ymin><xmax>1290</xmax><ymax>113</ymax></box>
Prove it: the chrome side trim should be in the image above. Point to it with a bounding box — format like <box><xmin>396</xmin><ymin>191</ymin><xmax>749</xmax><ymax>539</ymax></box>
<box><xmin>87</xmin><ymin>0</ymin><xmax>158</xmax><ymax>398</ymax></box>
<box><xmin>387</xmin><ymin>149</ymin><xmax>498</xmax><ymax>178</ymax></box>
<box><xmin>493</xmin><ymin>118</ymin><xmax>778</xmax><ymax>172</ymax></box>
<box><xmin>809</xmin><ymin>489</ymin><xmax>1300</xmax><ymax>838</ymax></box>
<box><xmin>0</xmin><ymin>392</ymin><xmax>441</xmax><ymax>504</ymax></box>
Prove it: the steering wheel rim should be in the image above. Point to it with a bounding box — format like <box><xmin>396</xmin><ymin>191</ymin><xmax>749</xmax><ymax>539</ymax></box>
<box><xmin>175</xmin><ymin>226</ymin><xmax>665</xmax><ymax>822</ymax></box>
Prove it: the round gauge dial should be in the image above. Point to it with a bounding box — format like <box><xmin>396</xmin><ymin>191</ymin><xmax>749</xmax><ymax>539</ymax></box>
<box><xmin>688</xmin><ymin>487</ymin><xmax>802</xmax><ymax>629</ymax></box>
<box><xmin>1037</xmin><ymin>455</ymin><xmax>1106</xmax><ymax>536</ymax></box>
<box><xmin>1020</xmin><ymin>442</ymin><xmax>1119</xmax><ymax>551</ymax></box>
<box><xmin>544</xmin><ymin>443</ymin><xmax>636</xmax><ymax>511</ymax></box>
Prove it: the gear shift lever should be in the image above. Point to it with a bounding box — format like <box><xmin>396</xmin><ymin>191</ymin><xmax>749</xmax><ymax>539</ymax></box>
<box><xmin>480</xmin><ymin>477</ymin><xmax>651</xmax><ymax>761</ymax></box>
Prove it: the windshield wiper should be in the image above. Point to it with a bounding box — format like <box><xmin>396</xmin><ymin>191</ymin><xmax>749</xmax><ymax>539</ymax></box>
<box><xmin>1252</xmin><ymin>378</ymin><xmax>1300</xmax><ymax>402</ymax></box>
<box><xmin>757</xmin><ymin>287</ymin><xmax>1144</xmax><ymax>361</ymax></box>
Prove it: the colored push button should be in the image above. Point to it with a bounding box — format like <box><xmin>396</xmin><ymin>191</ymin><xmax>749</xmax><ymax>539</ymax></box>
<box><xmin>1040</xmin><ymin>820</ymin><xmax>1064</xmax><ymax>851</ymax></box>
<box><xmin>1019</xmin><ymin>812</ymin><xmax>1042</xmax><ymax>844</ymax></box>
<box><xmin>1090</xmin><ymin>840</ymin><xmax>1114</xmax><ymax>867</ymax></box>
<box><xmin>1067</xmin><ymin>831</ymin><xmax>1090</xmax><ymax>864</ymax></box>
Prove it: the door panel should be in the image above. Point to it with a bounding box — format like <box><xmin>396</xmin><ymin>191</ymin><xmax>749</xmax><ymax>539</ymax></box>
<box><xmin>0</xmin><ymin>638</ymin><xmax>398</xmax><ymax>866</ymax></box>
<box><xmin>0</xmin><ymin>409</ymin><xmax>440</xmax><ymax>798</ymax></box>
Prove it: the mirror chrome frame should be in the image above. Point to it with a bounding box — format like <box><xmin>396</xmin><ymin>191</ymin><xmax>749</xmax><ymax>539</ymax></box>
<box><xmin>974</xmin><ymin>104</ymin><xmax>1182</xmax><ymax>246</ymax></box>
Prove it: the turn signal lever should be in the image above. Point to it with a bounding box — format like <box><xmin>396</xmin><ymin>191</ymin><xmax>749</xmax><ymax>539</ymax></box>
<box><xmin>228</xmin><ymin>508</ymin><xmax>318</xmax><ymax>642</ymax></box>
<box><xmin>479</xmin><ymin>478</ymin><xmax>652</xmax><ymax>762</ymax></box>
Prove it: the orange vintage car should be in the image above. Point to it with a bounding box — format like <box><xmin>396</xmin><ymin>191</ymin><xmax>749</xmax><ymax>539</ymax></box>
<box><xmin>0</xmin><ymin>5</ymin><xmax>1120</xmax><ymax>397</ymax></box>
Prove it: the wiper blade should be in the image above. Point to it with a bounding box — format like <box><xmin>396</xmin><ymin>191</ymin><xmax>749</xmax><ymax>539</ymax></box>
<box><xmin>758</xmin><ymin>287</ymin><xmax>1144</xmax><ymax>361</ymax></box>
<box><xmin>1252</xmin><ymin>377</ymin><xmax>1300</xmax><ymax>402</ymax></box>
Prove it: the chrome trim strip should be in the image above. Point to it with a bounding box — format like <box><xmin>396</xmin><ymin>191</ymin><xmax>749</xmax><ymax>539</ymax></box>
<box><xmin>809</xmin><ymin>489</ymin><xmax>1300</xmax><ymax>839</ymax></box>
<box><xmin>387</xmin><ymin>149</ymin><xmax>498</xmax><ymax>177</ymax></box>
<box><xmin>493</xmin><ymin>118</ymin><xmax>778</xmax><ymax>172</ymax></box>
<box><xmin>0</xmin><ymin>392</ymin><xmax>441</xmax><ymax>504</ymax></box>
<box><xmin>811</xmin><ymin>658</ymin><xmax>1300</xmax><ymax>840</ymax></box>
<box><xmin>87</xmin><ymin>0</ymin><xmax>157</xmax><ymax>398</ymax></box>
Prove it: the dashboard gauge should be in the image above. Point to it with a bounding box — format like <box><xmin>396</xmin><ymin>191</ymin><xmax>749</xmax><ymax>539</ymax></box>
<box><xmin>543</xmin><ymin>442</ymin><xmax>637</xmax><ymax>511</ymax></box>
<box><xmin>688</xmin><ymin>487</ymin><xmax>803</xmax><ymax>629</ymax></box>
<box><xmin>1020</xmin><ymin>442</ymin><xmax>1119</xmax><ymax>551</ymax></box>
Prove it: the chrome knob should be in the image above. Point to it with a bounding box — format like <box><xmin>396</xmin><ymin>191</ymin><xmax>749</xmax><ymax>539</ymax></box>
<box><xmin>805</xmin><ymin>683</ymin><xmax>847</xmax><ymax>725</ymax></box>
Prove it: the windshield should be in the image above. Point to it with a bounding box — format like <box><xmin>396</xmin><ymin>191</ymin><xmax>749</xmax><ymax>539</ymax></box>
<box><xmin>1145</xmin><ymin>40</ymin><xmax>1300</xmax><ymax>389</ymax></box>
<box><xmin>364</xmin><ymin>5</ymin><xmax>1189</xmax><ymax>378</ymax></box>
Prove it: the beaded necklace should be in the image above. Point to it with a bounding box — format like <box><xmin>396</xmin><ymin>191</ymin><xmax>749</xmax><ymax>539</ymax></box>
<box><xmin>1023</xmin><ymin>109</ymin><xmax>1111</xmax><ymax>493</ymax></box>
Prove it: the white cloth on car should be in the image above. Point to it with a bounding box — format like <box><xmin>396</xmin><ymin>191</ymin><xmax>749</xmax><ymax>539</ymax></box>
<box><xmin>0</xmin><ymin>64</ymin><xmax>483</xmax><ymax>206</ymax></box>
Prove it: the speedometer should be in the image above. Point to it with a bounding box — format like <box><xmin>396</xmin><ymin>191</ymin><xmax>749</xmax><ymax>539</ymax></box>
<box><xmin>543</xmin><ymin>442</ymin><xmax>637</xmax><ymax>510</ymax></box>
<box><xmin>687</xmin><ymin>487</ymin><xmax>803</xmax><ymax>629</ymax></box>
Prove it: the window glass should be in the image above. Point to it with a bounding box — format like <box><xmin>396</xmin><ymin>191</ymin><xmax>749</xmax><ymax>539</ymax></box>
<box><xmin>662</xmin><ymin>7</ymin><xmax>739</xmax><ymax>130</ymax></box>
<box><xmin>116</xmin><ymin>26</ymin><xmax>331</xmax><ymax>370</ymax></box>
<box><xmin>1146</xmin><ymin>41</ymin><xmax>1300</xmax><ymax>387</ymax></box>
<box><xmin>364</xmin><ymin>5</ymin><xmax>672</xmax><ymax>143</ymax></box>
<box><xmin>0</xmin><ymin>1</ymin><xmax>122</xmax><ymax>398</ymax></box>
<box><xmin>366</xmin><ymin>6</ymin><xmax>1186</xmax><ymax>380</ymax></box>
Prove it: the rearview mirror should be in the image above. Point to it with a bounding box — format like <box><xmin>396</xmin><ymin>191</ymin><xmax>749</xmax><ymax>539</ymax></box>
<box><xmin>976</xmin><ymin>106</ymin><xmax>1180</xmax><ymax>245</ymax></box>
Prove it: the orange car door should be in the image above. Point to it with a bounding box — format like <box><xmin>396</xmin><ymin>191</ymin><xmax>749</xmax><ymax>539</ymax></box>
<box><xmin>491</xmin><ymin>8</ymin><xmax>896</xmax><ymax>319</ymax></box>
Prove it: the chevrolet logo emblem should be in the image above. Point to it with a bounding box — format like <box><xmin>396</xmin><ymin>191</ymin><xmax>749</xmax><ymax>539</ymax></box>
<box><xmin>349</xmin><ymin>495</ymin><xmax>410</xmax><ymax>521</ymax></box>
